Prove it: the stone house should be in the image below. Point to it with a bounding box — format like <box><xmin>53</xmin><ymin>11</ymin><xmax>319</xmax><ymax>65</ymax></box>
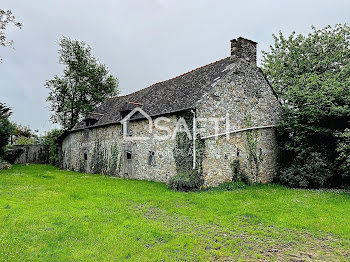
<box><xmin>60</xmin><ymin>37</ymin><xmax>281</xmax><ymax>187</ymax></box>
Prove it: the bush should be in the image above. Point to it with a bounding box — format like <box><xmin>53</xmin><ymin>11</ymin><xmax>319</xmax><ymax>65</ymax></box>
<box><xmin>169</xmin><ymin>171</ymin><xmax>203</xmax><ymax>191</ymax></box>
<box><xmin>15</xmin><ymin>136</ymin><xmax>34</xmax><ymax>145</ymax></box>
<box><xmin>4</xmin><ymin>146</ymin><xmax>24</xmax><ymax>164</ymax></box>
<box><xmin>231</xmin><ymin>159</ymin><xmax>251</xmax><ymax>185</ymax></box>
<box><xmin>0</xmin><ymin>112</ymin><xmax>15</xmax><ymax>157</ymax></box>
<box><xmin>278</xmin><ymin>150</ymin><xmax>332</xmax><ymax>188</ymax></box>
<box><xmin>336</xmin><ymin>129</ymin><xmax>350</xmax><ymax>182</ymax></box>
<box><xmin>41</xmin><ymin>129</ymin><xmax>63</xmax><ymax>166</ymax></box>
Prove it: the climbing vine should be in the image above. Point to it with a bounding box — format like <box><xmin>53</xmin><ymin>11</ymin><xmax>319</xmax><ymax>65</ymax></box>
<box><xmin>231</xmin><ymin>159</ymin><xmax>250</xmax><ymax>184</ymax></box>
<box><xmin>170</xmin><ymin>110</ymin><xmax>205</xmax><ymax>191</ymax></box>
<box><xmin>109</xmin><ymin>141</ymin><xmax>122</xmax><ymax>176</ymax></box>
<box><xmin>66</xmin><ymin>145</ymin><xmax>72</xmax><ymax>170</ymax></box>
<box><xmin>90</xmin><ymin>139</ymin><xmax>108</xmax><ymax>174</ymax></box>
<box><xmin>78</xmin><ymin>154</ymin><xmax>85</xmax><ymax>173</ymax></box>
<box><xmin>244</xmin><ymin>112</ymin><xmax>263</xmax><ymax>182</ymax></box>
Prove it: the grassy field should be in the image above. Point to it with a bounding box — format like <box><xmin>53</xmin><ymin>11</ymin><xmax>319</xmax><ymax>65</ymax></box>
<box><xmin>0</xmin><ymin>165</ymin><xmax>350</xmax><ymax>261</ymax></box>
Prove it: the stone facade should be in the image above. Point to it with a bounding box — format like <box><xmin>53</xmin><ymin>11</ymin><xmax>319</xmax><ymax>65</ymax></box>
<box><xmin>61</xmin><ymin>37</ymin><xmax>281</xmax><ymax>187</ymax></box>
<box><xmin>196</xmin><ymin>59</ymin><xmax>281</xmax><ymax>186</ymax></box>
<box><xmin>62</xmin><ymin>115</ymin><xmax>179</xmax><ymax>183</ymax></box>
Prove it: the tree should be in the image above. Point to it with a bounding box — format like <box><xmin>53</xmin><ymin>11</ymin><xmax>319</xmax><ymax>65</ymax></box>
<box><xmin>0</xmin><ymin>9</ymin><xmax>22</xmax><ymax>63</ymax></box>
<box><xmin>14</xmin><ymin>124</ymin><xmax>34</xmax><ymax>138</ymax></box>
<box><xmin>46</xmin><ymin>36</ymin><xmax>119</xmax><ymax>130</ymax></box>
<box><xmin>41</xmin><ymin>129</ymin><xmax>63</xmax><ymax>166</ymax></box>
<box><xmin>262</xmin><ymin>24</ymin><xmax>350</xmax><ymax>188</ymax></box>
<box><xmin>336</xmin><ymin>129</ymin><xmax>350</xmax><ymax>183</ymax></box>
<box><xmin>0</xmin><ymin>102</ymin><xmax>15</xmax><ymax>158</ymax></box>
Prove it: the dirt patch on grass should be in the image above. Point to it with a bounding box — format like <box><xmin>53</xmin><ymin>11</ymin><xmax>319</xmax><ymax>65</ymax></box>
<box><xmin>133</xmin><ymin>204</ymin><xmax>349</xmax><ymax>261</ymax></box>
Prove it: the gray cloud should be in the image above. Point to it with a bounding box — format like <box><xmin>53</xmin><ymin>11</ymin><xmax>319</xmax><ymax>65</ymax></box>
<box><xmin>1</xmin><ymin>0</ymin><xmax>349</xmax><ymax>134</ymax></box>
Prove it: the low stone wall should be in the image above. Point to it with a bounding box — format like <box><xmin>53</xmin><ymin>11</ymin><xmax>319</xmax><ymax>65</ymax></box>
<box><xmin>9</xmin><ymin>145</ymin><xmax>50</xmax><ymax>164</ymax></box>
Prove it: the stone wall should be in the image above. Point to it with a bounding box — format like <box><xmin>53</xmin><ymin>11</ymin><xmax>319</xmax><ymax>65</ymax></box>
<box><xmin>196</xmin><ymin>59</ymin><xmax>281</xmax><ymax>187</ymax></box>
<box><xmin>61</xmin><ymin>115</ymin><xmax>179</xmax><ymax>183</ymax></box>
<box><xmin>10</xmin><ymin>145</ymin><xmax>49</xmax><ymax>164</ymax></box>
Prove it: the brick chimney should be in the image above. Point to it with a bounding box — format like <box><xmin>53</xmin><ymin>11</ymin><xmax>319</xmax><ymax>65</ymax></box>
<box><xmin>230</xmin><ymin>37</ymin><xmax>257</xmax><ymax>65</ymax></box>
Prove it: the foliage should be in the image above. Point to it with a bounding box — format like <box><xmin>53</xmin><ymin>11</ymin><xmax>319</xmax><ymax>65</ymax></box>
<box><xmin>45</xmin><ymin>36</ymin><xmax>120</xmax><ymax>130</ymax></box>
<box><xmin>109</xmin><ymin>142</ymin><xmax>121</xmax><ymax>175</ymax></box>
<box><xmin>231</xmin><ymin>159</ymin><xmax>251</xmax><ymax>185</ymax></box>
<box><xmin>90</xmin><ymin>139</ymin><xmax>108</xmax><ymax>174</ymax></box>
<box><xmin>1</xmin><ymin>165</ymin><xmax>350</xmax><ymax>261</ymax></box>
<box><xmin>0</xmin><ymin>9</ymin><xmax>22</xmax><ymax>63</ymax></box>
<box><xmin>172</xmin><ymin>111</ymin><xmax>205</xmax><ymax>191</ymax></box>
<box><xmin>262</xmin><ymin>24</ymin><xmax>350</xmax><ymax>188</ymax></box>
<box><xmin>0</xmin><ymin>102</ymin><xmax>15</xmax><ymax>158</ymax></box>
<box><xmin>3</xmin><ymin>146</ymin><xmax>24</xmax><ymax>164</ymax></box>
<box><xmin>168</xmin><ymin>170</ymin><xmax>203</xmax><ymax>192</ymax></box>
<box><xmin>14</xmin><ymin>124</ymin><xmax>34</xmax><ymax>138</ymax></box>
<box><xmin>41</xmin><ymin>129</ymin><xmax>63</xmax><ymax>166</ymax></box>
<box><xmin>14</xmin><ymin>136</ymin><xmax>34</xmax><ymax>145</ymax></box>
<box><xmin>278</xmin><ymin>150</ymin><xmax>332</xmax><ymax>188</ymax></box>
<box><xmin>78</xmin><ymin>155</ymin><xmax>86</xmax><ymax>173</ymax></box>
<box><xmin>0</xmin><ymin>102</ymin><xmax>12</xmax><ymax>118</ymax></box>
<box><xmin>244</xmin><ymin>113</ymin><xmax>263</xmax><ymax>182</ymax></box>
<box><xmin>336</xmin><ymin>129</ymin><xmax>350</xmax><ymax>182</ymax></box>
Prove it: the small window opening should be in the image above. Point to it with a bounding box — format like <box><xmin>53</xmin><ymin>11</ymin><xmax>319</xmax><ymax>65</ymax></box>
<box><xmin>236</xmin><ymin>148</ymin><xmax>240</xmax><ymax>157</ymax></box>
<box><xmin>126</xmin><ymin>151</ymin><xmax>132</xmax><ymax>160</ymax></box>
<box><xmin>148</xmin><ymin>151</ymin><xmax>155</xmax><ymax>166</ymax></box>
<box><xmin>84</xmin><ymin>153</ymin><xmax>88</xmax><ymax>161</ymax></box>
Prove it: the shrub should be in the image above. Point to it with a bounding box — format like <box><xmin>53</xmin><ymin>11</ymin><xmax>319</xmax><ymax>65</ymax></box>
<box><xmin>262</xmin><ymin>24</ymin><xmax>350</xmax><ymax>188</ymax></box>
<box><xmin>15</xmin><ymin>136</ymin><xmax>34</xmax><ymax>145</ymax></box>
<box><xmin>169</xmin><ymin>171</ymin><xmax>203</xmax><ymax>191</ymax></box>
<box><xmin>278</xmin><ymin>150</ymin><xmax>332</xmax><ymax>188</ymax></box>
<box><xmin>336</xmin><ymin>129</ymin><xmax>350</xmax><ymax>183</ymax></box>
<box><xmin>231</xmin><ymin>159</ymin><xmax>251</xmax><ymax>185</ymax></box>
<box><xmin>4</xmin><ymin>146</ymin><xmax>24</xmax><ymax>164</ymax></box>
<box><xmin>0</xmin><ymin>103</ymin><xmax>15</xmax><ymax>158</ymax></box>
<box><xmin>41</xmin><ymin>129</ymin><xmax>63</xmax><ymax>166</ymax></box>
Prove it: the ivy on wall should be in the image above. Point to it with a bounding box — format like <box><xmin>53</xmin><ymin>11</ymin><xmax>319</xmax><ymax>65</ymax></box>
<box><xmin>230</xmin><ymin>159</ymin><xmax>250</xmax><ymax>184</ymax></box>
<box><xmin>66</xmin><ymin>145</ymin><xmax>72</xmax><ymax>170</ymax></box>
<box><xmin>170</xmin><ymin>110</ymin><xmax>205</xmax><ymax>191</ymax></box>
<box><xmin>79</xmin><ymin>154</ymin><xmax>85</xmax><ymax>173</ymax></box>
<box><xmin>90</xmin><ymin>139</ymin><xmax>108</xmax><ymax>174</ymax></box>
<box><xmin>244</xmin><ymin>112</ymin><xmax>263</xmax><ymax>182</ymax></box>
<box><xmin>109</xmin><ymin>141</ymin><xmax>122</xmax><ymax>176</ymax></box>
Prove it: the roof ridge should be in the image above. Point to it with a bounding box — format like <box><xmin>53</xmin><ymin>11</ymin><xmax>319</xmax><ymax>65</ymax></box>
<box><xmin>107</xmin><ymin>56</ymin><xmax>230</xmax><ymax>101</ymax></box>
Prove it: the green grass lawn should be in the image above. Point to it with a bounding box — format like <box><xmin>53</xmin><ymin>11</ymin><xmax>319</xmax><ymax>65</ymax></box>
<box><xmin>0</xmin><ymin>165</ymin><xmax>350</xmax><ymax>261</ymax></box>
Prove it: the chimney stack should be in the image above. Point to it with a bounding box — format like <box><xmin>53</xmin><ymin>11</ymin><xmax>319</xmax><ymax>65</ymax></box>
<box><xmin>230</xmin><ymin>37</ymin><xmax>257</xmax><ymax>65</ymax></box>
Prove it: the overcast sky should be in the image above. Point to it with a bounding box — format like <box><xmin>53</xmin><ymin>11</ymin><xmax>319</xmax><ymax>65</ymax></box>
<box><xmin>1</xmin><ymin>0</ymin><xmax>349</xmax><ymax>135</ymax></box>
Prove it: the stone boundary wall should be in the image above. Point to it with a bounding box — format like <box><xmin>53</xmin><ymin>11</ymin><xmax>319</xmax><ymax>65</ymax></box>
<box><xmin>11</xmin><ymin>145</ymin><xmax>50</xmax><ymax>164</ymax></box>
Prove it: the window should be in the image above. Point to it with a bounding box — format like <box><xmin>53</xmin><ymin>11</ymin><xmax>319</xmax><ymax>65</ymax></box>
<box><xmin>86</xmin><ymin>118</ymin><xmax>98</xmax><ymax>127</ymax></box>
<box><xmin>148</xmin><ymin>151</ymin><xmax>155</xmax><ymax>166</ymax></box>
<box><xmin>236</xmin><ymin>148</ymin><xmax>240</xmax><ymax>157</ymax></box>
<box><xmin>84</xmin><ymin>153</ymin><xmax>88</xmax><ymax>161</ymax></box>
<box><xmin>126</xmin><ymin>151</ymin><xmax>132</xmax><ymax>160</ymax></box>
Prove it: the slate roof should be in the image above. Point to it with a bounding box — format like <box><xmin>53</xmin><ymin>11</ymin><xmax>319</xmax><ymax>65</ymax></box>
<box><xmin>72</xmin><ymin>56</ymin><xmax>233</xmax><ymax>131</ymax></box>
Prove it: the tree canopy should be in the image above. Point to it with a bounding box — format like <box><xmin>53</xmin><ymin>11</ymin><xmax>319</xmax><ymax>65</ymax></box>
<box><xmin>262</xmin><ymin>24</ymin><xmax>350</xmax><ymax>188</ymax></box>
<box><xmin>0</xmin><ymin>9</ymin><xmax>22</xmax><ymax>63</ymax></box>
<box><xmin>46</xmin><ymin>36</ymin><xmax>120</xmax><ymax>130</ymax></box>
<box><xmin>0</xmin><ymin>102</ymin><xmax>15</xmax><ymax>158</ymax></box>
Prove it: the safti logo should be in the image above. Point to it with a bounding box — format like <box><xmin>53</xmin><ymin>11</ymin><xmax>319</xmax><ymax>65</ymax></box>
<box><xmin>120</xmin><ymin>107</ymin><xmax>275</xmax><ymax>141</ymax></box>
